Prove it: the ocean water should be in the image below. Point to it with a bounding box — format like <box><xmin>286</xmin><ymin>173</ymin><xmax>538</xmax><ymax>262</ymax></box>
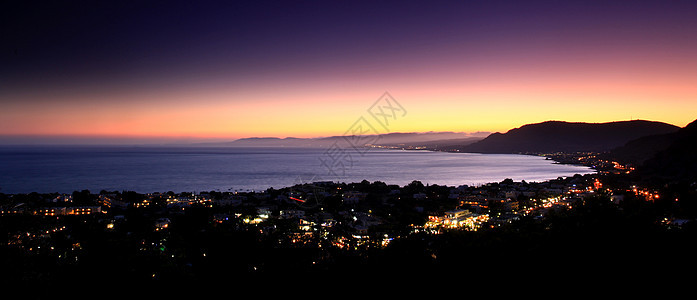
<box><xmin>0</xmin><ymin>146</ymin><xmax>595</xmax><ymax>194</ymax></box>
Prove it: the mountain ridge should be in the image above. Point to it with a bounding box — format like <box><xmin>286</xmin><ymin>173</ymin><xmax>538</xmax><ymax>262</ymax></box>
<box><xmin>194</xmin><ymin>131</ymin><xmax>489</xmax><ymax>148</ymax></box>
<box><xmin>622</xmin><ymin>119</ymin><xmax>697</xmax><ymax>184</ymax></box>
<box><xmin>457</xmin><ymin>120</ymin><xmax>681</xmax><ymax>154</ymax></box>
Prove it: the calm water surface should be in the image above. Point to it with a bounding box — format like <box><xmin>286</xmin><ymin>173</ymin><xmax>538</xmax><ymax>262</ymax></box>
<box><xmin>0</xmin><ymin>146</ymin><xmax>595</xmax><ymax>194</ymax></box>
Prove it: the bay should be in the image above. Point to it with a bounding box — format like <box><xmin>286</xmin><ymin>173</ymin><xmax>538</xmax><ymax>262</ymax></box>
<box><xmin>0</xmin><ymin>146</ymin><xmax>595</xmax><ymax>194</ymax></box>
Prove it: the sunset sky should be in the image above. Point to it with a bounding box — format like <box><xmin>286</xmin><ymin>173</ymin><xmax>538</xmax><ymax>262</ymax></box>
<box><xmin>2</xmin><ymin>0</ymin><xmax>696</xmax><ymax>144</ymax></box>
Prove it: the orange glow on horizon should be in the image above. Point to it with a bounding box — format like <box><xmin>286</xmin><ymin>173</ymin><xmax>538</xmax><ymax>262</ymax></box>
<box><xmin>3</xmin><ymin>1</ymin><xmax>697</xmax><ymax>143</ymax></box>
<box><xmin>2</xmin><ymin>48</ymin><xmax>696</xmax><ymax>141</ymax></box>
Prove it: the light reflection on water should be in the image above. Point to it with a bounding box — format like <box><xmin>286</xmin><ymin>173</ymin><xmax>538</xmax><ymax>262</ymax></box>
<box><xmin>0</xmin><ymin>146</ymin><xmax>594</xmax><ymax>194</ymax></box>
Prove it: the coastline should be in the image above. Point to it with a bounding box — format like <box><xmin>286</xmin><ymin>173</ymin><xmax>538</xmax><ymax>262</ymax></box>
<box><xmin>371</xmin><ymin>145</ymin><xmax>600</xmax><ymax>171</ymax></box>
<box><xmin>2</xmin><ymin>147</ymin><xmax>692</xmax><ymax>283</ymax></box>
<box><xmin>1</xmin><ymin>145</ymin><xmax>598</xmax><ymax>195</ymax></box>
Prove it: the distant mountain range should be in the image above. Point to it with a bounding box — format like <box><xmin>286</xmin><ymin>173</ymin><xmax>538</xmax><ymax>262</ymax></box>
<box><xmin>197</xmin><ymin>118</ymin><xmax>696</xmax><ymax>184</ymax></box>
<box><xmin>203</xmin><ymin>120</ymin><xmax>684</xmax><ymax>155</ymax></box>
<box><xmin>456</xmin><ymin>120</ymin><xmax>681</xmax><ymax>154</ymax></box>
<box><xmin>197</xmin><ymin>131</ymin><xmax>489</xmax><ymax>148</ymax></box>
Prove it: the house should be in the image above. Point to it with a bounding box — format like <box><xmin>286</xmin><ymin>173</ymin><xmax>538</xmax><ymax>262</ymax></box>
<box><xmin>256</xmin><ymin>207</ymin><xmax>272</xmax><ymax>219</ymax></box>
<box><xmin>53</xmin><ymin>194</ymin><xmax>72</xmax><ymax>203</ymax></box>
<box><xmin>213</xmin><ymin>194</ymin><xmax>246</xmax><ymax>207</ymax></box>
<box><xmin>504</xmin><ymin>191</ymin><xmax>520</xmax><ymax>199</ymax></box>
<box><xmin>99</xmin><ymin>194</ymin><xmax>129</xmax><ymax>209</ymax></box>
<box><xmin>343</xmin><ymin>191</ymin><xmax>366</xmax><ymax>204</ymax></box>
<box><xmin>66</xmin><ymin>206</ymin><xmax>102</xmax><ymax>215</ymax></box>
<box><xmin>31</xmin><ymin>206</ymin><xmax>102</xmax><ymax>216</ymax></box>
<box><xmin>445</xmin><ymin>208</ymin><xmax>471</xmax><ymax>222</ymax></box>
<box><xmin>501</xmin><ymin>200</ymin><xmax>519</xmax><ymax>211</ymax></box>
<box><xmin>280</xmin><ymin>209</ymin><xmax>305</xmax><ymax>219</ymax></box>
<box><xmin>154</xmin><ymin>218</ymin><xmax>170</xmax><ymax>230</ymax></box>
<box><xmin>413</xmin><ymin>193</ymin><xmax>427</xmax><ymax>199</ymax></box>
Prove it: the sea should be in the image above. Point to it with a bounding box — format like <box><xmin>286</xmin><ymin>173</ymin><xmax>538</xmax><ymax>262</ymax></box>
<box><xmin>0</xmin><ymin>146</ymin><xmax>595</xmax><ymax>194</ymax></box>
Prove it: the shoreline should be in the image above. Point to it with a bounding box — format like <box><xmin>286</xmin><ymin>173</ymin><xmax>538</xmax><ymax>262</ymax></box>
<box><xmin>376</xmin><ymin>145</ymin><xmax>600</xmax><ymax>169</ymax></box>
<box><xmin>0</xmin><ymin>145</ymin><xmax>598</xmax><ymax>195</ymax></box>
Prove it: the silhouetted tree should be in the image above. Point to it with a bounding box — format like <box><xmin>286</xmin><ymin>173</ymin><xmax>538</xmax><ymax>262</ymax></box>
<box><xmin>72</xmin><ymin>189</ymin><xmax>93</xmax><ymax>205</ymax></box>
<box><xmin>403</xmin><ymin>180</ymin><xmax>425</xmax><ymax>195</ymax></box>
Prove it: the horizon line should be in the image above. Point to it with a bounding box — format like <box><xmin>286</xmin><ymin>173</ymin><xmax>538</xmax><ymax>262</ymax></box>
<box><xmin>0</xmin><ymin>118</ymin><xmax>689</xmax><ymax>146</ymax></box>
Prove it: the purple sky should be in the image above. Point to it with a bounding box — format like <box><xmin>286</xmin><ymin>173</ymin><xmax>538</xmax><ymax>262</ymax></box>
<box><xmin>2</xmin><ymin>0</ymin><xmax>697</xmax><ymax>143</ymax></box>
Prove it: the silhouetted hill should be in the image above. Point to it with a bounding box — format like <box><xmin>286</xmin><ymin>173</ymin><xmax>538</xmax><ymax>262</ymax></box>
<box><xmin>458</xmin><ymin>120</ymin><xmax>680</xmax><ymax>154</ymax></box>
<box><xmin>637</xmin><ymin>119</ymin><xmax>697</xmax><ymax>183</ymax></box>
<box><xmin>606</xmin><ymin>132</ymin><xmax>680</xmax><ymax>165</ymax></box>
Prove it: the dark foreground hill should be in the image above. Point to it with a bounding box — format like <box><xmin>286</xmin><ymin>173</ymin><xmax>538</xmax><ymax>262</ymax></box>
<box><xmin>458</xmin><ymin>120</ymin><xmax>680</xmax><ymax>154</ymax></box>
<box><xmin>633</xmin><ymin>119</ymin><xmax>697</xmax><ymax>184</ymax></box>
<box><xmin>606</xmin><ymin>131</ymin><xmax>682</xmax><ymax>165</ymax></box>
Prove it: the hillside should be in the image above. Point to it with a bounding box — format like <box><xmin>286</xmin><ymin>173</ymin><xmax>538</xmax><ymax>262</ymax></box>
<box><xmin>636</xmin><ymin>119</ymin><xmax>697</xmax><ymax>184</ymax></box>
<box><xmin>457</xmin><ymin>120</ymin><xmax>680</xmax><ymax>154</ymax></box>
<box><xmin>605</xmin><ymin>132</ymin><xmax>680</xmax><ymax>165</ymax></box>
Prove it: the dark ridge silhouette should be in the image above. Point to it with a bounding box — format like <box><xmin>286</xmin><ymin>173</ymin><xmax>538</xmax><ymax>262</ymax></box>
<box><xmin>457</xmin><ymin>120</ymin><xmax>680</xmax><ymax>154</ymax></box>
<box><xmin>606</xmin><ymin>132</ymin><xmax>681</xmax><ymax>165</ymax></box>
<box><xmin>635</xmin><ymin>119</ymin><xmax>697</xmax><ymax>183</ymax></box>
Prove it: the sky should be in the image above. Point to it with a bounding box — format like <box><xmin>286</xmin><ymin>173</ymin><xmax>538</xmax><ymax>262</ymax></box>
<box><xmin>2</xmin><ymin>0</ymin><xmax>697</xmax><ymax>144</ymax></box>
